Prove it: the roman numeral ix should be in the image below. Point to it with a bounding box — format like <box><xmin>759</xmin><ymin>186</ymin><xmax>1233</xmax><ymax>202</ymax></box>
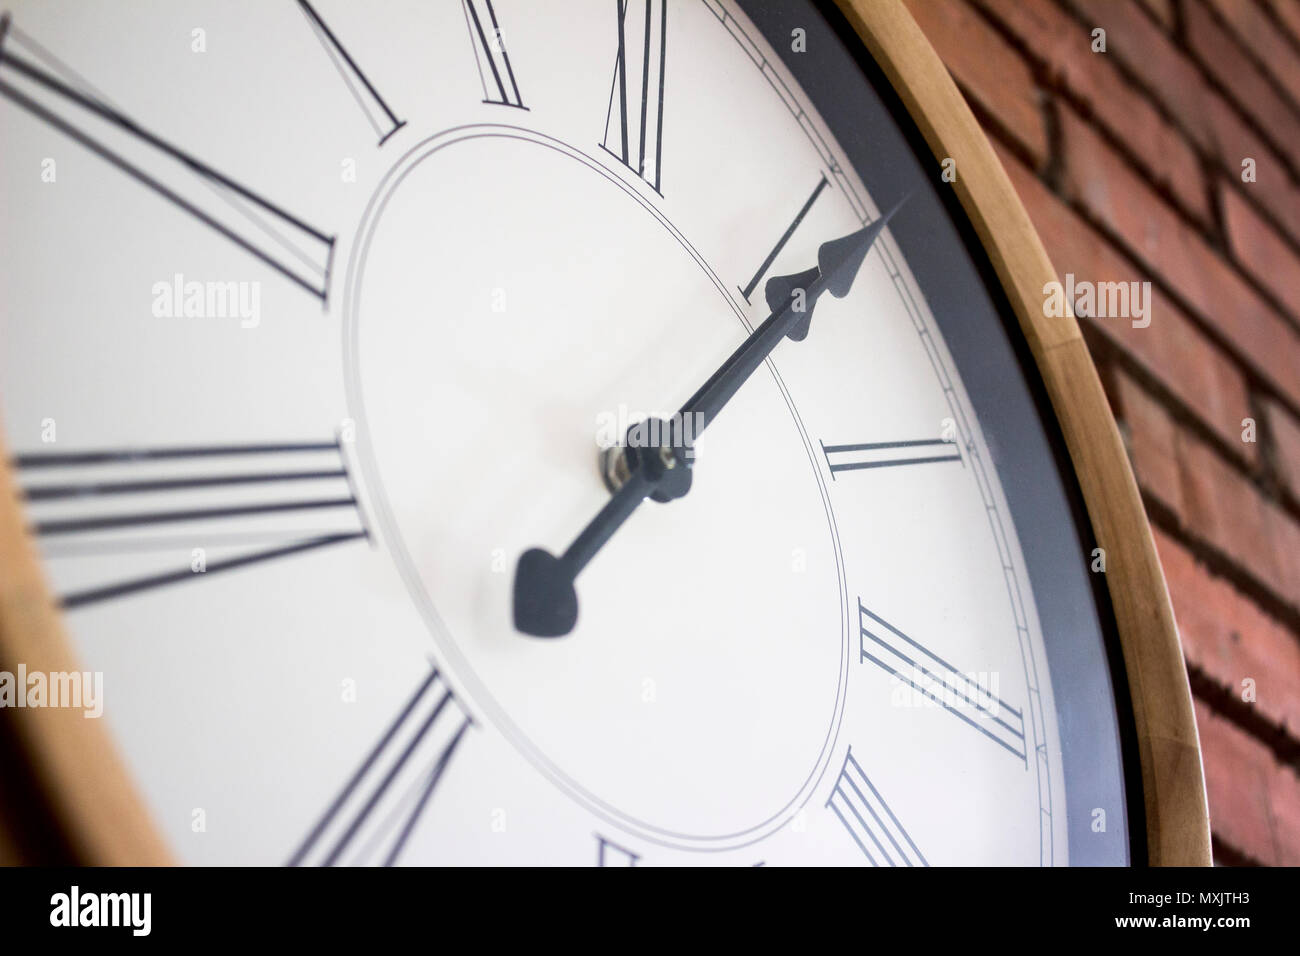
<box><xmin>289</xmin><ymin>667</ymin><xmax>472</xmax><ymax>866</ymax></box>
<box><xmin>15</xmin><ymin>439</ymin><xmax>368</xmax><ymax>609</ymax></box>
<box><xmin>826</xmin><ymin>746</ymin><xmax>926</xmax><ymax>866</ymax></box>
<box><xmin>0</xmin><ymin>16</ymin><xmax>336</xmax><ymax>303</ymax></box>
<box><xmin>858</xmin><ymin>600</ymin><xmax>1027</xmax><ymax>762</ymax></box>
<box><xmin>601</xmin><ymin>0</ymin><xmax>667</xmax><ymax>194</ymax></box>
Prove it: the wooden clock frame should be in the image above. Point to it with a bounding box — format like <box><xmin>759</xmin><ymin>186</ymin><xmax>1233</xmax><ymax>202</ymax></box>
<box><xmin>0</xmin><ymin>0</ymin><xmax>1211</xmax><ymax>865</ymax></box>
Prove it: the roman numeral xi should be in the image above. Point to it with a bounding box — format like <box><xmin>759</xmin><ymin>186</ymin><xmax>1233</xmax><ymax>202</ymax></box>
<box><xmin>462</xmin><ymin>0</ymin><xmax>526</xmax><ymax>109</ymax></box>
<box><xmin>297</xmin><ymin>0</ymin><xmax>407</xmax><ymax>145</ymax></box>
<box><xmin>601</xmin><ymin>0</ymin><xmax>667</xmax><ymax>194</ymax></box>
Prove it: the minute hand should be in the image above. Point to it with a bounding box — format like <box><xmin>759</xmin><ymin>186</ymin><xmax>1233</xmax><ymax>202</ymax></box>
<box><xmin>681</xmin><ymin>202</ymin><xmax>902</xmax><ymax>436</ymax></box>
<box><xmin>512</xmin><ymin>203</ymin><xmax>902</xmax><ymax>638</ymax></box>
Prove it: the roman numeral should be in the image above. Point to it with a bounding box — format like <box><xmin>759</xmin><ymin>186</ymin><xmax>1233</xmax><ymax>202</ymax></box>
<box><xmin>596</xmin><ymin>834</ymin><xmax>639</xmax><ymax>866</ymax></box>
<box><xmin>820</xmin><ymin>437</ymin><xmax>961</xmax><ymax>477</ymax></box>
<box><xmin>297</xmin><ymin>0</ymin><xmax>406</xmax><ymax>145</ymax></box>
<box><xmin>14</xmin><ymin>439</ymin><xmax>368</xmax><ymax>609</ymax></box>
<box><xmin>0</xmin><ymin>18</ymin><xmax>334</xmax><ymax>303</ymax></box>
<box><xmin>738</xmin><ymin>174</ymin><xmax>830</xmax><ymax>305</ymax></box>
<box><xmin>826</xmin><ymin>746</ymin><xmax>927</xmax><ymax>866</ymax></box>
<box><xmin>462</xmin><ymin>0</ymin><xmax>526</xmax><ymax>109</ymax></box>
<box><xmin>858</xmin><ymin>601</ymin><xmax>1027</xmax><ymax>762</ymax></box>
<box><xmin>289</xmin><ymin>667</ymin><xmax>472</xmax><ymax>866</ymax></box>
<box><xmin>600</xmin><ymin>0</ymin><xmax>667</xmax><ymax>195</ymax></box>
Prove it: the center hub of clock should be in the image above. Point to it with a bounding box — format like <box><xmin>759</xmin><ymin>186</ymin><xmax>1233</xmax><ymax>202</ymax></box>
<box><xmin>344</xmin><ymin>126</ymin><xmax>848</xmax><ymax>850</ymax></box>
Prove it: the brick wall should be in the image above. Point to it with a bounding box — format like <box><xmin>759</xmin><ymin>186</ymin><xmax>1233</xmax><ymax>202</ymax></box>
<box><xmin>904</xmin><ymin>0</ymin><xmax>1300</xmax><ymax>864</ymax></box>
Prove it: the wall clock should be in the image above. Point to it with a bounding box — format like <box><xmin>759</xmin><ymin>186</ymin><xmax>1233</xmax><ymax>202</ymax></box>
<box><xmin>0</xmin><ymin>0</ymin><xmax>1211</xmax><ymax>866</ymax></box>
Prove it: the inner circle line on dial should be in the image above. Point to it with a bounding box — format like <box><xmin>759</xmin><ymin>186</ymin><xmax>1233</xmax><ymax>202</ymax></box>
<box><xmin>339</xmin><ymin>123</ymin><xmax>852</xmax><ymax>850</ymax></box>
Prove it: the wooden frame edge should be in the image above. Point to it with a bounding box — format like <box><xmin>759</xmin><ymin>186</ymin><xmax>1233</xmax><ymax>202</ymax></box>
<box><xmin>0</xmin><ymin>425</ymin><xmax>172</xmax><ymax>864</ymax></box>
<box><xmin>835</xmin><ymin>0</ymin><xmax>1211</xmax><ymax>864</ymax></box>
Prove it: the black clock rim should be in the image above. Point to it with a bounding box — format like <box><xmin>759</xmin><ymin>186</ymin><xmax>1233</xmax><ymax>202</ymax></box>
<box><xmin>736</xmin><ymin>0</ymin><xmax>1148</xmax><ymax>866</ymax></box>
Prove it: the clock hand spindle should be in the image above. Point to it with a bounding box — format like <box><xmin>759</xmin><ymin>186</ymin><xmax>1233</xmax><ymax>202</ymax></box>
<box><xmin>513</xmin><ymin>199</ymin><xmax>906</xmax><ymax>638</ymax></box>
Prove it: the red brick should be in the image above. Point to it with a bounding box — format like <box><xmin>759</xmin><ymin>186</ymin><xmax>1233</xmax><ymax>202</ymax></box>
<box><xmin>1272</xmin><ymin>507</ymin><xmax>1300</xmax><ymax>605</ymax></box>
<box><xmin>903</xmin><ymin>0</ymin><xmax>1049</xmax><ymax>168</ymax></box>
<box><xmin>1176</xmin><ymin>434</ymin><xmax>1292</xmax><ymax>601</ymax></box>
<box><xmin>1155</xmin><ymin>527</ymin><xmax>1300</xmax><ymax>734</ymax></box>
<box><xmin>1110</xmin><ymin>369</ymin><xmax>1296</xmax><ymax>609</ymax></box>
<box><xmin>1221</xmin><ymin>183</ymin><xmax>1300</xmax><ymax>322</ymax></box>
<box><xmin>1056</xmin><ymin>0</ymin><xmax>1300</xmax><ymax>251</ymax></box>
<box><xmin>1112</xmin><ymin>371</ymin><xmax>1188</xmax><ymax>517</ymax></box>
<box><xmin>1185</xmin><ymin>0</ymin><xmax>1300</xmax><ymax>158</ymax></box>
<box><xmin>1214</xmin><ymin>132</ymin><xmax>1300</xmax><ymax>262</ymax></box>
<box><xmin>1263</xmin><ymin>396</ymin><xmax>1300</xmax><ymax>503</ymax></box>
<box><xmin>1135</xmin><ymin>0</ymin><xmax>1174</xmax><ymax>29</ymax></box>
<box><xmin>1056</xmin><ymin>105</ymin><xmax>1300</xmax><ymax>409</ymax></box>
<box><xmin>1206</xmin><ymin>0</ymin><xmax>1300</xmax><ymax>109</ymax></box>
<box><xmin>1194</xmin><ymin>700</ymin><xmax>1300</xmax><ymax>864</ymax></box>
<box><xmin>969</xmin><ymin>0</ymin><xmax>1209</xmax><ymax>225</ymax></box>
<box><xmin>1066</xmin><ymin>0</ymin><xmax>1218</xmax><ymax>152</ymax></box>
<box><xmin>1273</xmin><ymin>767</ymin><xmax>1300</xmax><ymax>865</ymax></box>
<box><xmin>1265</xmin><ymin>0</ymin><xmax>1300</xmax><ymax>49</ymax></box>
<box><xmin>995</xmin><ymin>143</ymin><xmax>1254</xmax><ymax>452</ymax></box>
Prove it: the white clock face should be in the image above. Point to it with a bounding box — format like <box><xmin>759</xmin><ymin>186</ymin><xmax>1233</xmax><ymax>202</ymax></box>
<box><xmin>0</xmin><ymin>0</ymin><xmax>1122</xmax><ymax>866</ymax></box>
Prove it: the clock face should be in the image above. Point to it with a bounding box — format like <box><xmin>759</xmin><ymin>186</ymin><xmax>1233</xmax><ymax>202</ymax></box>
<box><xmin>0</xmin><ymin>0</ymin><xmax>1135</xmax><ymax>865</ymax></box>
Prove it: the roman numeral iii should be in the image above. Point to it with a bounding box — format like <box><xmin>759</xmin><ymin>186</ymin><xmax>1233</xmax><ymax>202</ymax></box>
<box><xmin>601</xmin><ymin>0</ymin><xmax>667</xmax><ymax>194</ymax></box>
<box><xmin>820</xmin><ymin>437</ymin><xmax>961</xmax><ymax>476</ymax></box>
